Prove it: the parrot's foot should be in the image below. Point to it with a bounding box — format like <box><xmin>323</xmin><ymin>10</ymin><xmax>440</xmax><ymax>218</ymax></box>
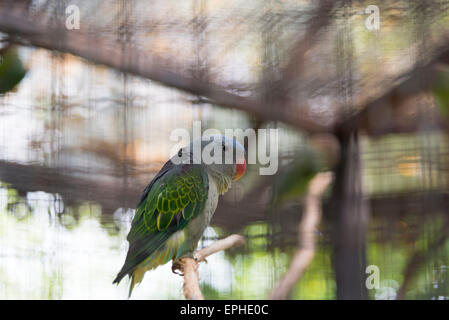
<box><xmin>172</xmin><ymin>260</ymin><xmax>184</xmax><ymax>276</ymax></box>
<box><xmin>197</xmin><ymin>257</ymin><xmax>208</xmax><ymax>264</ymax></box>
<box><xmin>172</xmin><ymin>251</ymin><xmax>205</xmax><ymax>276</ymax></box>
<box><xmin>172</xmin><ymin>253</ymin><xmax>194</xmax><ymax>276</ymax></box>
<box><xmin>192</xmin><ymin>251</ymin><xmax>207</xmax><ymax>263</ymax></box>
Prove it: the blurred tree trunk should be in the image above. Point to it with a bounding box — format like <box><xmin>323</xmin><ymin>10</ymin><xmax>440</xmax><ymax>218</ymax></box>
<box><xmin>331</xmin><ymin>130</ymin><xmax>369</xmax><ymax>300</ymax></box>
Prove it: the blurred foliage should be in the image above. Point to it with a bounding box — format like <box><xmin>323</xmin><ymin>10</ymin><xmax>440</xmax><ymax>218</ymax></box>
<box><xmin>271</xmin><ymin>148</ymin><xmax>320</xmax><ymax>207</ymax></box>
<box><xmin>291</xmin><ymin>242</ymin><xmax>336</xmax><ymax>299</ymax></box>
<box><xmin>433</xmin><ymin>65</ymin><xmax>449</xmax><ymax>116</ymax></box>
<box><xmin>361</xmin><ymin>133</ymin><xmax>449</xmax><ymax>195</ymax></box>
<box><xmin>1</xmin><ymin>182</ymin><xmax>449</xmax><ymax>299</ymax></box>
<box><xmin>0</xmin><ymin>48</ymin><xmax>27</xmax><ymax>94</ymax></box>
<box><xmin>200</xmin><ymin>283</ymin><xmax>223</xmax><ymax>300</ymax></box>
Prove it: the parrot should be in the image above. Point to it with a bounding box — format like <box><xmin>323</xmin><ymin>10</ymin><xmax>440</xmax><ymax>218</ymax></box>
<box><xmin>113</xmin><ymin>135</ymin><xmax>246</xmax><ymax>297</ymax></box>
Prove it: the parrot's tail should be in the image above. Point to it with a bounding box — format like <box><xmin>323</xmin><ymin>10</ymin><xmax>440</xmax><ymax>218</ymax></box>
<box><xmin>128</xmin><ymin>267</ymin><xmax>146</xmax><ymax>298</ymax></box>
<box><xmin>112</xmin><ymin>268</ymin><xmax>144</xmax><ymax>298</ymax></box>
<box><xmin>114</xmin><ymin>243</ymin><xmax>183</xmax><ymax>297</ymax></box>
<box><xmin>112</xmin><ymin>272</ymin><xmax>126</xmax><ymax>285</ymax></box>
<box><xmin>128</xmin><ymin>275</ymin><xmax>136</xmax><ymax>298</ymax></box>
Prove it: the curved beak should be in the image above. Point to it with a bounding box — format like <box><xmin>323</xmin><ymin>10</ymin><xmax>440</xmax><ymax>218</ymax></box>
<box><xmin>233</xmin><ymin>157</ymin><xmax>246</xmax><ymax>181</ymax></box>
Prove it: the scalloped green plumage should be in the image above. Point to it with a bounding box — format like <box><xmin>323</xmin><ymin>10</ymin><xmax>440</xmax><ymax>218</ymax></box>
<box><xmin>182</xmin><ymin>202</ymin><xmax>196</xmax><ymax>220</ymax></box>
<box><xmin>157</xmin><ymin>211</ymin><xmax>175</xmax><ymax>230</ymax></box>
<box><xmin>143</xmin><ymin>209</ymin><xmax>157</xmax><ymax>232</ymax></box>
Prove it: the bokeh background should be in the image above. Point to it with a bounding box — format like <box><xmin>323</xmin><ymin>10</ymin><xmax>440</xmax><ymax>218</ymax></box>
<box><xmin>1</xmin><ymin>0</ymin><xmax>449</xmax><ymax>299</ymax></box>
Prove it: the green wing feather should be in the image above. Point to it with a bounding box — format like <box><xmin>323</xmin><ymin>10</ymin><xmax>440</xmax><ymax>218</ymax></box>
<box><xmin>113</xmin><ymin>163</ymin><xmax>208</xmax><ymax>287</ymax></box>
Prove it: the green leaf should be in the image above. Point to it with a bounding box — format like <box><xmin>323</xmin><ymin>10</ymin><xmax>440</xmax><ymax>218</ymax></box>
<box><xmin>0</xmin><ymin>48</ymin><xmax>27</xmax><ymax>94</ymax></box>
<box><xmin>433</xmin><ymin>66</ymin><xmax>449</xmax><ymax>116</ymax></box>
<box><xmin>272</xmin><ymin>148</ymin><xmax>320</xmax><ymax>206</ymax></box>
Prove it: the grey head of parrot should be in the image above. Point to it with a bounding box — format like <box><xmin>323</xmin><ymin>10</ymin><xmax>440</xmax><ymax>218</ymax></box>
<box><xmin>172</xmin><ymin>135</ymin><xmax>246</xmax><ymax>188</ymax></box>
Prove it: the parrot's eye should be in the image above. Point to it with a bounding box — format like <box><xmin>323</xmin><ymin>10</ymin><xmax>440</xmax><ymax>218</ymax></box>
<box><xmin>178</xmin><ymin>149</ymin><xmax>183</xmax><ymax>157</ymax></box>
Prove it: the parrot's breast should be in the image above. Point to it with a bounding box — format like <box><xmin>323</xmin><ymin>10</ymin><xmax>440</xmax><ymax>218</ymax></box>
<box><xmin>184</xmin><ymin>172</ymin><xmax>220</xmax><ymax>248</ymax></box>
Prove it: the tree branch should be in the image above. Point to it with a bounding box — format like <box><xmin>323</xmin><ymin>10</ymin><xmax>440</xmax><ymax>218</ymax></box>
<box><xmin>268</xmin><ymin>172</ymin><xmax>333</xmax><ymax>299</ymax></box>
<box><xmin>194</xmin><ymin>234</ymin><xmax>245</xmax><ymax>263</ymax></box>
<box><xmin>277</xmin><ymin>0</ymin><xmax>335</xmax><ymax>94</ymax></box>
<box><xmin>173</xmin><ymin>234</ymin><xmax>245</xmax><ymax>300</ymax></box>
<box><xmin>0</xmin><ymin>7</ymin><xmax>330</xmax><ymax>133</ymax></box>
<box><xmin>178</xmin><ymin>258</ymin><xmax>204</xmax><ymax>300</ymax></box>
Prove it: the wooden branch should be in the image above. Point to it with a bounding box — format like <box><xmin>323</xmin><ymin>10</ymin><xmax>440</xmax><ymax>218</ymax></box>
<box><xmin>194</xmin><ymin>234</ymin><xmax>245</xmax><ymax>263</ymax></box>
<box><xmin>178</xmin><ymin>258</ymin><xmax>204</xmax><ymax>300</ymax></box>
<box><xmin>0</xmin><ymin>7</ymin><xmax>330</xmax><ymax>133</ymax></box>
<box><xmin>278</xmin><ymin>0</ymin><xmax>335</xmax><ymax>92</ymax></box>
<box><xmin>173</xmin><ymin>234</ymin><xmax>245</xmax><ymax>300</ymax></box>
<box><xmin>2</xmin><ymin>159</ymin><xmax>448</xmax><ymax>232</ymax></box>
<box><xmin>2</xmin><ymin>5</ymin><xmax>448</xmax><ymax>134</ymax></box>
<box><xmin>268</xmin><ymin>172</ymin><xmax>333</xmax><ymax>300</ymax></box>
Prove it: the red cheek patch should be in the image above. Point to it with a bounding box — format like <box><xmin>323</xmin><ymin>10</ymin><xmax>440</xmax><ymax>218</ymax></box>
<box><xmin>234</xmin><ymin>158</ymin><xmax>246</xmax><ymax>181</ymax></box>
